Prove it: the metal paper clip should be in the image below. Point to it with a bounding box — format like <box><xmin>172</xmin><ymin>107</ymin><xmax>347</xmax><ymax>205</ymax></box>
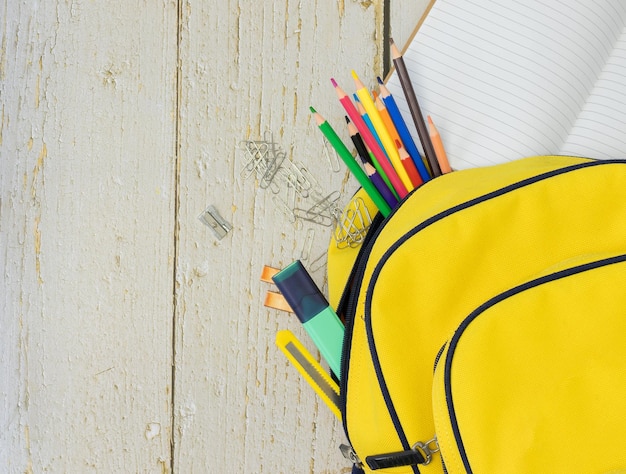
<box><xmin>240</xmin><ymin>140</ymin><xmax>270</xmax><ymax>180</ymax></box>
<box><xmin>259</xmin><ymin>149</ymin><xmax>286</xmax><ymax>190</ymax></box>
<box><xmin>307</xmin><ymin>251</ymin><xmax>327</xmax><ymax>273</ymax></box>
<box><xmin>298</xmin><ymin>228</ymin><xmax>315</xmax><ymax>262</ymax></box>
<box><xmin>303</xmin><ymin>190</ymin><xmax>342</xmax><ymax>227</ymax></box>
<box><xmin>198</xmin><ymin>205</ymin><xmax>232</xmax><ymax>240</ymax></box>
<box><xmin>272</xmin><ymin>194</ymin><xmax>302</xmax><ymax>229</ymax></box>
<box><xmin>333</xmin><ymin>197</ymin><xmax>372</xmax><ymax>248</ymax></box>
<box><xmin>322</xmin><ymin>136</ymin><xmax>342</xmax><ymax>173</ymax></box>
<box><xmin>296</xmin><ymin>165</ymin><xmax>324</xmax><ymax>198</ymax></box>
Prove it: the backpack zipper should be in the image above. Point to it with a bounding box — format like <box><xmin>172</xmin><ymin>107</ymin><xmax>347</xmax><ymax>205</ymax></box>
<box><xmin>361</xmin><ymin>159</ymin><xmax>624</xmax><ymax>468</ymax></box>
<box><xmin>337</xmin><ymin>183</ymin><xmax>422</xmax><ymax>458</ymax></box>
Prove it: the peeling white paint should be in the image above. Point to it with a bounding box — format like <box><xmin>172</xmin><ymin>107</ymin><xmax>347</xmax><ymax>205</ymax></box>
<box><xmin>2</xmin><ymin>0</ymin><xmax>427</xmax><ymax>472</ymax></box>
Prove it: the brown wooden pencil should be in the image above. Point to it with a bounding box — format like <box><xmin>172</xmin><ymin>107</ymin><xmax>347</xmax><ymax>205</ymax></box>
<box><xmin>390</xmin><ymin>38</ymin><xmax>442</xmax><ymax>177</ymax></box>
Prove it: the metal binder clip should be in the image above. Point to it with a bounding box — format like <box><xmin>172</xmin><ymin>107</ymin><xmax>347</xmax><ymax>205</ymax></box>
<box><xmin>198</xmin><ymin>205</ymin><xmax>232</xmax><ymax>240</ymax></box>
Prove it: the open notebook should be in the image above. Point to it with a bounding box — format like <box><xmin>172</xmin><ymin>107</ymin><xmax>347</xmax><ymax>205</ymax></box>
<box><xmin>386</xmin><ymin>0</ymin><xmax>626</xmax><ymax>169</ymax></box>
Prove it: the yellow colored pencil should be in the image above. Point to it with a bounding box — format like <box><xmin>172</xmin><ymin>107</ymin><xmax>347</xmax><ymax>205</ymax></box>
<box><xmin>352</xmin><ymin>70</ymin><xmax>414</xmax><ymax>191</ymax></box>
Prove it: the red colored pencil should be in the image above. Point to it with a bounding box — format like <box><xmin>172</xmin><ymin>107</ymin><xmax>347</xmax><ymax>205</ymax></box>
<box><xmin>331</xmin><ymin>78</ymin><xmax>408</xmax><ymax>199</ymax></box>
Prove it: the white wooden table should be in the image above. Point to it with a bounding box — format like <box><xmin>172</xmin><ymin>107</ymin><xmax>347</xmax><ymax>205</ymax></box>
<box><xmin>1</xmin><ymin>1</ymin><xmax>430</xmax><ymax>472</ymax></box>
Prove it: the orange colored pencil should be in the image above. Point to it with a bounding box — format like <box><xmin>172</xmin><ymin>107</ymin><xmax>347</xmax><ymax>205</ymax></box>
<box><xmin>427</xmin><ymin>116</ymin><xmax>452</xmax><ymax>174</ymax></box>
<box><xmin>374</xmin><ymin>92</ymin><xmax>402</xmax><ymax>146</ymax></box>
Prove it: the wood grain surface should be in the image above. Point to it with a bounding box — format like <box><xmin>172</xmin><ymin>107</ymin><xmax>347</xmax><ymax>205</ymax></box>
<box><xmin>1</xmin><ymin>1</ymin><xmax>429</xmax><ymax>472</ymax></box>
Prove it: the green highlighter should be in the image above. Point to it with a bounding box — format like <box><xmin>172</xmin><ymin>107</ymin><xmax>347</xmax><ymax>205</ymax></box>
<box><xmin>272</xmin><ymin>260</ymin><xmax>344</xmax><ymax>379</ymax></box>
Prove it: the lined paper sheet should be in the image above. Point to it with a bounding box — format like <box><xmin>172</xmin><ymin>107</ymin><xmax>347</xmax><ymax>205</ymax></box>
<box><xmin>386</xmin><ymin>0</ymin><xmax>626</xmax><ymax>169</ymax></box>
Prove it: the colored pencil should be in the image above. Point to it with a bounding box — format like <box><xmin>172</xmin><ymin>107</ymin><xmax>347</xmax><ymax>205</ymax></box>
<box><xmin>331</xmin><ymin>78</ymin><xmax>408</xmax><ymax>199</ymax></box>
<box><xmin>346</xmin><ymin>116</ymin><xmax>371</xmax><ymax>165</ymax></box>
<box><xmin>396</xmin><ymin>139</ymin><xmax>423</xmax><ymax>188</ymax></box>
<box><xmin>390</xmin><ymin>38</ymin><xmax>442</xmax><ymax>177</ymax></box>
<box><xmin>354</xmin><ymin>95</ymin><xmax>385</xmax><ymax>157</ymax></box>
<box><xmin>363</xmin><ymin>161</ymin><xmax>398</xmax><ymax>209</ymax></box>
<box><xmin>352</xmin><ymin>70</ymin><xmax>415</xmax><ymax>191</ymax></box>
<box><xmin>377</xmin><ymin>76</ymin><xmax>431</xmax><ymax>181</ymax></box>
<box><xmin>428</xmin><ymin>116</ymin><xmax>452</xmax><ymax>174</ymax></box>
<box><xmin>374</xmin><ymin>91</ymin><xmax>402</xmax><ymax>146</ymax></box>
<box><xmin>311</xmin><ymin>107</ymin><xmax>391</xmax><ymax>217</ymax></box>
<box><xmin>347</xmin><ymin>116</ymin><xmax>399</xmax><ymax>201</ymax></box>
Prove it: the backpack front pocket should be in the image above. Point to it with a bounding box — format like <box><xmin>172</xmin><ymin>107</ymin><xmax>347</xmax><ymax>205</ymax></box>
<box><xmin>433</xmin><ymin>254</ymin><xmax>626</xmax><ymax>474</ymax></box>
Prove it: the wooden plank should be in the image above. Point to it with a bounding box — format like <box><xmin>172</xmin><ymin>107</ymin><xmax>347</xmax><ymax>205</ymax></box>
<box><xmin>174</xmin><ymin>1</ymin><xmax>386</xmax><ymax>472</ymax></box>
<box><xmin>389</xmin><ymin>0</ymin><xmax>434</xmax><ymax>55</ymax></box>
<box><xmin>1</xmin><ymin>0</ymin><xmax>431</xmax><ymax>472</ymax></box>
<box><xmin>0</xmin><ymin>1</ymin><xmax>177</xmax><ymax>471</ymax></box>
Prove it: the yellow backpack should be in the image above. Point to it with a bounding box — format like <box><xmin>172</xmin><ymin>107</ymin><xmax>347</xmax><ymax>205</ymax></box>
<box><xmin>328</xmin><ymin>156</ymin><xmax>626</xmax><ymax>474</ymax></box>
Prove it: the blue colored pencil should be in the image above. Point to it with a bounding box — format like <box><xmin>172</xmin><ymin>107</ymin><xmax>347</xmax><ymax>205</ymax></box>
<box><xmin>377</xmin><ymin>77</ymin><xmax>431</xmax><ymax>181</ymax></box>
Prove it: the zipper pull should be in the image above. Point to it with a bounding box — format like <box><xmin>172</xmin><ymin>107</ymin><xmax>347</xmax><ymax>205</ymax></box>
<box><xmin>339</xmin><ymin>443</ymin><xmax>363</xmax><ymax>467</ymax></box>
<box><xmin>363</xmin><ymin>435</ymin><xmax>439</xmax><ymax>470</ymax></box>
<box><xmin>412</xmin><ymin>436</ymin><xmax>440</xmax><ymax>465</ymax></box>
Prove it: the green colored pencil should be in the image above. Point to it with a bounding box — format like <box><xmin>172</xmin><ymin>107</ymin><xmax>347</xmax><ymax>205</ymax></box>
<box><xmin>310</xmin><ymin>107</ymin><xmax>391</xmax><ymax>217</ymax></box>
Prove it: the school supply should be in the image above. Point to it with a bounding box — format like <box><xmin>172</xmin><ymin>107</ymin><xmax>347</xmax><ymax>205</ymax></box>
<box><xmin>272</xmin><ymin>260</ymin><xmax>345</xmax><ymax>379</ymax></box>
<box><xmin>377</xmin><ymin>77</ymin><xmax>430</xmax><ymax>182</ymax></box>
<box><xmin>427</xmin><ymin>116</ymin><xmax>451</xmax><ymax>174</ymax></box>
<box><xmin>386</xmin><ymin>0</ymin><xmax>626</xmax><ymax>170</ymax></box>
<box><xmin>298</xmin><ymin>3</ymin><xmax>626</xmax><ymax>472</ymax></box>
<box><xmin>328</xmin><ymin>156</ymin><xmax>626</xmax><ymax>473</ymax></box>
<box><xmin>353</xmin><ymin>71</ymin><xmax>415</xmax><ymax>191</ymax></box>
<box><xmin>312</xmin><ymin>107</ymin><xmax>392</xmax><ymax>218</ymax></box>
<box><xmin>390</xmin><ymin>39</ymin><xmax>441</xmax><ymax>177</ymax></box>
<box><xmin>275</xmin><ymin>329</ymin><xmax>341</xmax><ymax>420</ymax></box>
<box><xmin>333</xmin><ymin>78</ymin><xmax>409</xmax><ymax>199</ymax></box>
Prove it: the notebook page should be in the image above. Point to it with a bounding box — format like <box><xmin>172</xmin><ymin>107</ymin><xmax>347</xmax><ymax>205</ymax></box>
<box><xmin>386</xmin><ymin>0</ymin><xmax>626</xmax><ymax>169</ymax></box>
<box><xmin>560</xmin><ymin>32</ymin><xmax>626</xmax><ymax>159</ymax></box>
